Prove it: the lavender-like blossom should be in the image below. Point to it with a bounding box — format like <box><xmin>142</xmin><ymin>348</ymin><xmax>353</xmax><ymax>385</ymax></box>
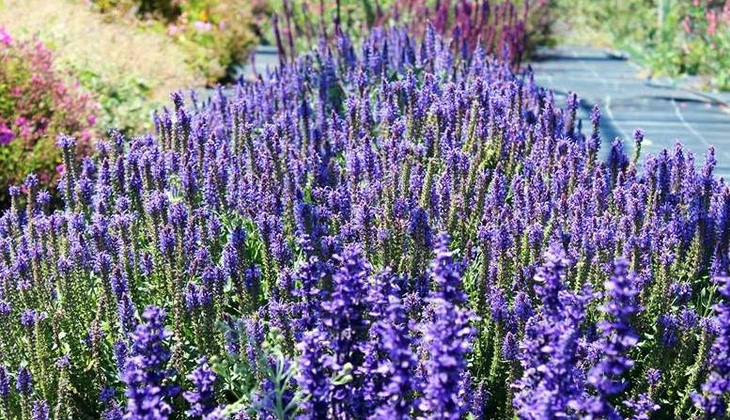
<box><xmin>184</xmin><ymin>358</ymin><xmax>222</xmax><ymax>418</ymax></box>
<box><xmin>17</xmin><ymin>366</ymin><xmax>32</xmax><ymax>396</ymax></box>
<box><xmin>512</xmin><ymin>248</ymin><xmax>592</xmax><ymax>419</ymax></box>
<box><xmin>582</xmin><ymin>258</ymin><xmax>641</xmax><ymax>418</ymax></box>
<box><xmin>623</xmin><ymin>393</ymin><xmax>659</xmax><ymax>420</ymax></box>
<box><xmin>297</xmin><ymin>328</ymin><xmax>331</xmax><ymax>418</ymax></box>
<box><xmin>31</xmin><ymin>400</ymin><xmax>49</xmax><ymax>420</ymax></box>
<box><xmin>419</xmin><ymin>233</ymin><xmax>474</xmax><ymax>419</ymax></box>
<box><xmin>317</xmin><ymin>246</ymin><xmax>372</xmax><ymax>416</ymax></box>
<box><xmin>371</xmin><ymin>295</ymin><xmax>418</xmax><ymax>419</ymax></box>
<box><xmin>0</xmin><ymin>365</ymin><xmax>9</xmax><ymax>411</ymax></box>
<box><xmin>102</xmin><ymin>403</ymin><xmax>124</xmax><ymax>420</ymax></box>
<box><xmin>122</xmin><ymin>306</ymin><xmax>176</xmax><ymax>420</ymax></box>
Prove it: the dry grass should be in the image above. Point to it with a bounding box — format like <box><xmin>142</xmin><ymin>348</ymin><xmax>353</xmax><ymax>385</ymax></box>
<box><xmin>548</xmin><ymin>8</ymin><xmax>614</xmax><ymax>49</ymax></box>
<box><xmin>0</xmin><ymin>0</ymin><xmax>204</xmax><ymax>106</ymax></box>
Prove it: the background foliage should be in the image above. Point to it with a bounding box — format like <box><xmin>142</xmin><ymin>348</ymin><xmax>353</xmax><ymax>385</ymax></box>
<box><xmin>258</xmin><ymin>0</ymin><xmax>555</xmax><ymax>67</ymax></box>
<box><xmin>88</xmin><ymin>0</ymin><xmax>258</xmax><ymax>84</ymax></box>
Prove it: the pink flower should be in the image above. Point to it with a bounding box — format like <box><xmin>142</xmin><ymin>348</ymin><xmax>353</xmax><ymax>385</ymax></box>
<box><xmin>56</xmin><ymin>164</ymin><xmax>65</xmax><ymax>175</ymax></box>
<box><xmin>706</xmin><ymin>10</ymin><xmax>718</xmax><ymax>36</ymax></box>
<box><xmin>167</xmin><ymin>24</ymin><xmax>184</xmax><ymax>36</ymax></box>
<box><xmin>682</xmin><ymin>16</ymin><xmax>692</xmax><ymax>35</ymax></box>
<box><xmin>33</xmin><ymin>41</ymin><xmax>49</xmax><ymax>54</ymax></box>
<box><xmin>193</xmin><ymin>20</ymin><xmax>213</xmax><ymax>33</ymax></box>
<box><xmin>87</xmin><ymin>114</ymin><xmax>97</xmax><ymax>126</ymax></box>
<box><xmin>0</xmin><ymin>27</ymin><xmax>12</xmax><ymax>46</ymax></box>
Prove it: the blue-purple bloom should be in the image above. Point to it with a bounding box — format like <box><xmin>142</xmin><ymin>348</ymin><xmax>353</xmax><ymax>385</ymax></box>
<box><xmin>370</xmin><ymin>295</ymin><xmax>417</xmax><ymax>419</ymax></box>
<box><xmin>623</xmin><ymin>393</ymin><xmax>660</xmax><ymax>420</ymax></box>
<box><xmin>122</xmin><ymin>306</ymin><xmax>176</xmax><ymax>420</ymax></box>
<box><xmin>319</xmin><ymin>247</ymin><xmax>371</xmax><ymax>416</ymax></box>
<box><xmin>582</xmin><ymin>258</ymin><xmax>641</xmax><ymax>418</ymax></box>
<box><xmin>513</xmin><ymin>248</ymin><xmax>593</xmax><ymax>419</ymax></box>
<box><xmin>184</xmin><ymin>358</ymin><xmax>223</xmax><ymax>419</ymax></box>
<box><xmin>297</xmin><ymin>329</ymin><xmax>331</xmax><ymax>418</ymax></box>
<box><xmin>0</xmin><ymin>365</ymin><xmax>8</xmax><ymax>399</ymax></box>
<box><xmin>17</xmin><ymin>366</ymin><xmax>32</xmax><ymax>396</ymax></box>
<box><xmin>419</xmin><ymin>233</ymin><xmax>474</xmax><ymax>419</ymax></box>
<box><xmin>31</xmin><ymin>400</ymin><xmax>49</xmax><ymax>420</ymax></box>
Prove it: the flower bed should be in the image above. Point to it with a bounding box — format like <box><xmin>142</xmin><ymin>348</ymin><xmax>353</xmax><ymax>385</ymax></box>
<box><xmin>0</xmin><ymin>26</ymin><xmax>728</xmax><ymax>419</ymax></box>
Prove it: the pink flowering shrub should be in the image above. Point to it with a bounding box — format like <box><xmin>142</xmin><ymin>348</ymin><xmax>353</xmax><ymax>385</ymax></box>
<box><xmin>0</xmin><ymin>28</ymin><xmax>97</xmax><ymax>205</ymax></box>
<box><xmin>674</xmin><ymin>0</ymin><xmax>730</xmax><ymax>89</ymax></box>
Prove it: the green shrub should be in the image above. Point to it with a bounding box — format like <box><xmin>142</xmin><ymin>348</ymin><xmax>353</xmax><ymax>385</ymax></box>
<box><xmin>656</xmin><ymin>0</ymin><xmax>730</xmax><ymax>89</ymax></box>
<box><xmin>555</xmin><ymin>0</ymin><xmax>730</xmax><ymax>90</ymax></box>
<box><xmin>73</xmin><ymin>67</ymin><xmax>156</xmax><ymax>135</ymax></box>
<box><xmin>0</xmin><ymin>28</ymin><xmax>97</xmax><ymax>206</ymax></box>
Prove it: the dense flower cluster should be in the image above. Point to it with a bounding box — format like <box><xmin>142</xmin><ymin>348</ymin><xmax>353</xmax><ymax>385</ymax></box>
<box><xmin>0</xmin><ymin>22</ymin><xmax>727</xmax><ymax>419</ymax></box>
<box><xmin>122</xmin><ymin>306</ymin><xmax>177</xmax><ymax>420</ymax></box>
<box><xmin>420</xmin><ymin>234</ymin><xmax>474</xmax><ymax>419</ymax></box>
<box><xmin>582</xmin><ymin>258</ymin><xmax>643</xmax><ymax>418</ymax></box>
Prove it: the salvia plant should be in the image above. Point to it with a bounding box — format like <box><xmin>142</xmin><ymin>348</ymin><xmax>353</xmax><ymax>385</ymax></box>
<box><xmin>0</xmin><ymin>22</ymin><xmax>728</xmax><ymax>420</ymax></box>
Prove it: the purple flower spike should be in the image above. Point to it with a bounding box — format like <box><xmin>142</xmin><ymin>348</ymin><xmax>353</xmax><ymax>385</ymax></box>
<box><xmin>0</xmin><ymin>365</ymin><xmax>8</xmax><ymax>400</ymax></box>
<box><xmin>692</xmin><ymin>274</ymin><xmax>730</xmax><ymax>418</ymax></box>
<box><xmin>184</xmin><ymin>357</ymin><xmax>223</xmax><ymax>418</ymax></box>
<box><xmin>122</xmin><ymin>306</ymin><xmax>176</xmax><ymax>420</ymax></box>
<box><xmin>420</xmin><ymin>233</ymin><xmax>474</xmax><ymax>419</ymax></box>
<box><xmin>513</xmin><ymin>246</ymin><xmax>593</xmax><ymax>419</ymax></box>
<box><xmin>582</xmin><ymin>258</ymin><xmax>641</xmax><ymax>418</ymax></box>
<box><xmin>16</xmin><ymin>366</ymin><xmax>32</xmax><ymax>396</ymax></box>
<box><xmin>31</xmin><ymin>400</ymin><xmax>49</xmax><ymax>420</ymax></box>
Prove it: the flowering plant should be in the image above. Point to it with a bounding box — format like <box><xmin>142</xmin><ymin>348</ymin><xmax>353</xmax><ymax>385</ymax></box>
<box><xmin>0</xmin><ymin>23</ymin><xmax>728</xmax><ymax>419</ymax></box>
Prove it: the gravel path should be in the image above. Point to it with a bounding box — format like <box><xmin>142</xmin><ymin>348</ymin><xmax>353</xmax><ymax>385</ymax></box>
<box><xmin>529</xmin><ymin>45</ymin><xmax>730</xmax><ymax>177</ymax></box>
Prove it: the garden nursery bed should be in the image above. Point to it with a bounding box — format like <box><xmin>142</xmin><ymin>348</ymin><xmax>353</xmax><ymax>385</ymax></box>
<box><xmin>0</xmin><ymin>1</ymin><xmax>729</xmax><ymax>420</ymax></box>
